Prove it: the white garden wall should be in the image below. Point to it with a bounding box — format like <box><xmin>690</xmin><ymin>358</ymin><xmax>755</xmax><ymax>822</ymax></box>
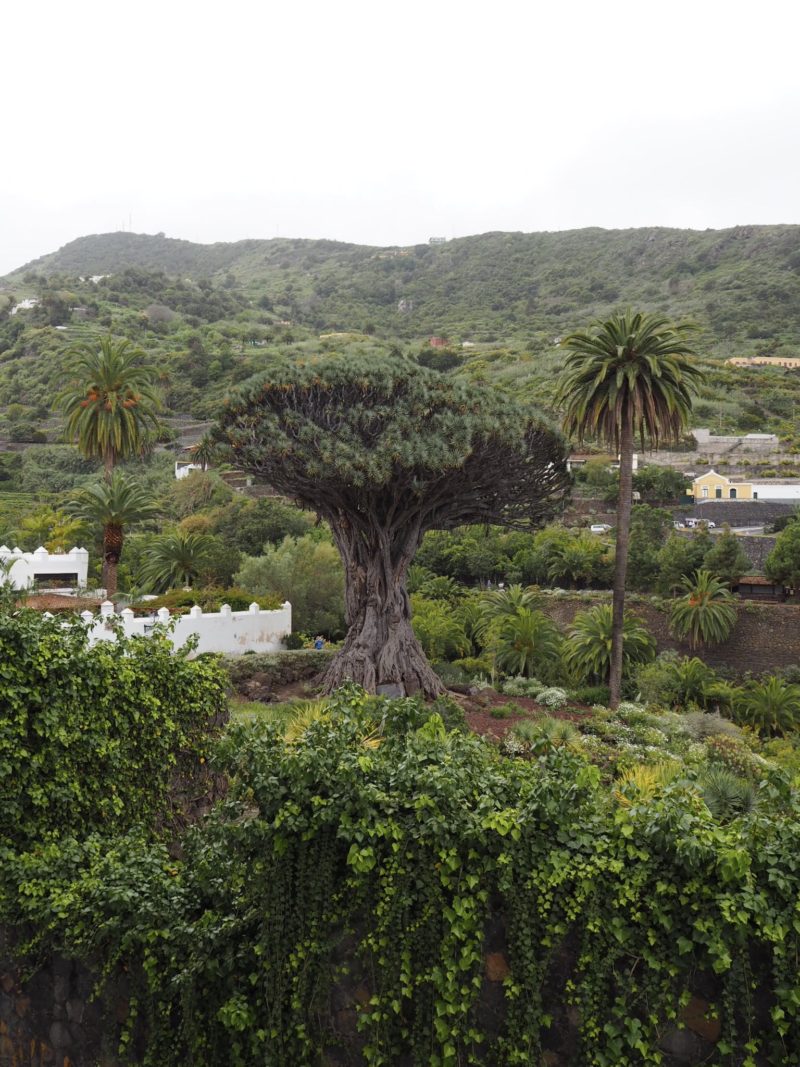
<box><xmin>80</xmin><ymin>600</ymin><xmax>292</xmax><ymax>656</ymax></box>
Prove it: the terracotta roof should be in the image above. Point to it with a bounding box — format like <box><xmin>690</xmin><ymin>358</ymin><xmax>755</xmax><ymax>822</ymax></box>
<box><xmin>737</xmin><ymin>576</ymin><xmax>780</xmax><ymax>586</ymax></box>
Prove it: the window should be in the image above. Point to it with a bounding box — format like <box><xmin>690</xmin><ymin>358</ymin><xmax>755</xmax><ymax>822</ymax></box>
<box><xmin>729</xmin><ymin>488</ymin><xmax>737</xmax><ymax>499</ymax></box>
<box><xmin>716</xmin><ymin>487</ymin><xmax>722</xmax><ymax>498</ymax></box>
<box><xmin>702</xmin><ymin>487</ymin><xmax>708</xmax><ymax>498</ymax></box>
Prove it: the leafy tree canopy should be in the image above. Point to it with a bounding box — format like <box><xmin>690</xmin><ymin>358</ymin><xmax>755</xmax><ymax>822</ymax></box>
<box><xmin>219</xmin><ymin>352</ymin><xmax>568</xmax><ymax>529</ymax></box>
<box><xmin>765</xmin><ymin>519</ymin><xmax>800</xmax><ymax>589</ymax></box>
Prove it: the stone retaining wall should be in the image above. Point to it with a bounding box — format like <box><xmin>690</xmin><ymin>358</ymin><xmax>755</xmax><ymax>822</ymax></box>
<box><xmin>543</xmin><ymin>594</ymin><xmax>800</xmax><ymax>675</ymax></box>
<box><xmin>0</xmin><ymin>925</ymin><xmax>737</xmax><ymax>1067</ymax></box>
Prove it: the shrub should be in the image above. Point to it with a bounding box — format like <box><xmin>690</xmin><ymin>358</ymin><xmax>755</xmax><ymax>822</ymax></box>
<box><xmin>682</xmin><ymin>712</ymin><xmax>742</xmax><ymax>741</ymax></box>
<box><xmin>669</xmin><ymin>569</ymin><xmax>737</xmax><ymax>650</ymax></box>
<box><xmin>705</xmin><ymin>734</ymin><xmax>766</xmax><ymax>779</ymax></box>
<box><xmin>491</xmin><ymin>608</ymin><xmax>562</xmax><ymax>680</ymax></box>
<box><xmin>501</xmin><ymin>675</ymin><xmax>543</xmax><ymax>697</ymax></box>
<box><xmin>733</xmin><ymin>676</ymin><xmax>800</xmax><ymax>736</ymax></box>
<box><xmin>223</xmin><ymin>649</ymin><xmax>334</xmax><ymax>693</ymax></box>
<box><xmin>0</xmin><ymin>610</ymin><xmax>227</xmax><ymax>849</ymax></box>
<box><xmin>698</xmin><ymin>767</ymin><xmax>759</xmax><ymax>821</ymax></box>
<box><xmin>569</xmin><ymin>683</ymin><xmax>610</xmax><ymax>706</ymax></box>
<box><xmin>490</xmin><ymin>702</ymin><xmax>522</xmax><ymax>719</ymax></box>
<box><xmin>3</xmin><ymin>688</ymin><xmax>800</xmax><ymax>1064</ymax></box>
<box><xmin>236</xmin><ymin>534</ymin><xmax>345</xmax><ymax>637</ymax></box>
<box><xmin>433</xmin><ymin>660</ymin><xmax>470</xmax><ymax>686</ymax></box>
<box><xmin>451</xmin><ymin>655</ymin><xmax>494</xmax><ymax>677</ymax></box>
<box><xmin>535</xmin><ymin>686</ymin><xmax>569</xmax><ymax>710</ymax></box>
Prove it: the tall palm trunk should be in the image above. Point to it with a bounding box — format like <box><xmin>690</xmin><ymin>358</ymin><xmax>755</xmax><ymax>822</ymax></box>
<box><xmin>103</xmin><ymin>523</ymin><xmax>123</xmax><ymax>598</ymax></box>
<box><xmin>609</xmin><ymin>411</ymin><xmax>634</xmax><ymax>707</ymax></box>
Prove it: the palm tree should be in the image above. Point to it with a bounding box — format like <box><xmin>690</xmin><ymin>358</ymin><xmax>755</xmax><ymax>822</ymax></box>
<box><xmin>733</xmin><ymin>676</ymin><xmax>800</xmax><ymax>736</ymax></box>
<box><xmin>189</xmin><ymin>433</ymin><xmax>221</xmax><ymax>472</ymax></box>
<box><xmin>69</xmin><ymin>473</ymin><xmax>158</xmax><ymax>596</ymax></box>
<box><xmin>493</xmin><ymin>608</ymin><xmax>562</xmax><ymax>679</ymax></box>
<box><xmin>473</xmin><ymin>584</ymin><xmax>542</xmax><ymax>645</ymax></box>
<box><xmin>554</xmin><ymin>310</ymin><xmax>702</xmax><ymax>706</ymax></box>
<box><xmin>58</xmin><ymin>336</ymin><xmax>161</xmax><ymax>479</ymax></box>
<box><xmin>669</xmin><ymin>569</ymin><xmax>737</xmax><ymax>651</ymax></box>
<box><xmin>141</xmin><ymin>530</ymin><xmax>215</xmax><ymax>592</ymax></box>
<box><xmin>563</xmin><ymin>602</ymin><xmax>656</xmax><ymax>687</ymax></box>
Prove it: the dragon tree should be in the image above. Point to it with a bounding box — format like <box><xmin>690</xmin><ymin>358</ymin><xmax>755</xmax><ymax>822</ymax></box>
<box><xmin>217</xmin><ymin>352</ymin><xmax>570</xmax><ymax>697</ymax></box>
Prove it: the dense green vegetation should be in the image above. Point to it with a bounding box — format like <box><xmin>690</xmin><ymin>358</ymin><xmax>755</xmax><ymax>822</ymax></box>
<box><xmin>3</xmin><ymin>663</ymin><xmax>800</xmax><ymax>1064</ymax></box>
<box><xmin>2</xmin><ymin>234</ymin><xmax>800</xmax><ymax>1062</ymax></box>
<box><xmin>2</xmin><ymin>226</ymin><xmax>800</xmax><ymax>441</ymax></box>
<box><xmin>7</xmin><ymin>226</ymin><xmax>800</xmax><ymax>351</ymax></box>
<box><xmin>0</xmin><ymin>611</ymin><xmax>226</xmax><ymax>850</ymax></box>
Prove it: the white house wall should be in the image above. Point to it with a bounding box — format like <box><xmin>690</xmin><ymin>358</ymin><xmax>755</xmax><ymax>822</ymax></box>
<box><xmin>751</xmin><ymin>485</ymin><xmax>800</xmax><ymax>501</ymax></box>
<box><xmin>0</xmin><ymin>546</ymin><xmax>89</xmax><ymax>590</ymax></box>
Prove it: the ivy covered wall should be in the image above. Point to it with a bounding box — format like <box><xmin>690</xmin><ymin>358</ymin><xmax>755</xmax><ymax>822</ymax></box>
<box><xmin>2</xmin><ymin>685</ymin><xmax>798</xmax><ymax>1066</ymax></box>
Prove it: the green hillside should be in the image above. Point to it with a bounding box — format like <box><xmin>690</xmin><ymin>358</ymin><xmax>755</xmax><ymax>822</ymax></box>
<box><xmin>5</xmin><ymin>225</ymin><xmax>800</xmax><ymax>348</ymax></box>
<box><xmin>1</xmin><ymin>226</ymin><xmax>800</xmax><ymax>452</ymax></box>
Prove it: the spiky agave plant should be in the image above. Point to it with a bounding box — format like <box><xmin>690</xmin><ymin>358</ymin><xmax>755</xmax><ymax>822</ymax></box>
<box><xmin>698</xmin><ymin>767</ymin><xmax>758</xmax><ymax>821</ymax></box>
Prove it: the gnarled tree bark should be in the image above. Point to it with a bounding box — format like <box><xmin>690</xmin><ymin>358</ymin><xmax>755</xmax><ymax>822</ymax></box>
<box><xmin>322</xmin><ymin>513</ymin><xmax>444</xmax><ymax>697</ymax></box>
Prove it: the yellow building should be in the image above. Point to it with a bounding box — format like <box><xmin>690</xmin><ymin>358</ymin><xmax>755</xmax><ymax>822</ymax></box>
<box><xmin>727</xmin><ymin>357</ymin><xmax>800</xmax><ymax>369</ymax></box>
<box><xmin>688</xmin><ymin>470</ymin><xmax>755</xmax><ymax>502</ymax></box>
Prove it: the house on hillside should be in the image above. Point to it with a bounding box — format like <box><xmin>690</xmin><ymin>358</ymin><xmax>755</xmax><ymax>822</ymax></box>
<box><xmin>567</xmin><ymin>453</ymin><xmax>639</xmax><ymax>473</ymax></box>
<box><xmin>727</xmin><ymin>357</ymin><xmax>800</xmax><ymax>369</ymax></box>
<box><xmin>175</xmin><ymin>461</ymin><xmax>204</xmax><ymax>479</ymax></box>
<box><xmin>688</xmin><ymin>469</ymin><xmax>800</xmax><ymax>503</ymax></box>
<box><xmin>735</xmin><ymin>576</ymin><xmax>787</xmax><ymax>602</ymax></box>
<box><xmin>1</xmin><ymin>545</ymin><xmax>89</xmax><ymax>591</ymax></box>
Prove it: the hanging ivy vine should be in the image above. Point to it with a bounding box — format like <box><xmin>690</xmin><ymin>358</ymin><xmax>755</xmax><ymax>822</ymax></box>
<box><xmin>2</xmin><ymin>683</ymin><xmax>799</xmax><ymax>1065</ymax></box>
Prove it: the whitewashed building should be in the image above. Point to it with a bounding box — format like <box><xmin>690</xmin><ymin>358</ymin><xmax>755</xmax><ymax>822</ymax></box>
<box><xmin>1</xmin><ymin>546</ymin><xmax>89</xmax><ymax>591</ymax></box>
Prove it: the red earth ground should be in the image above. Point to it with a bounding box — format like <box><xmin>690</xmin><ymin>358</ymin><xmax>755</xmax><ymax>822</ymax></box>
<box><xmin>267</xmin><ymin>681</ymin><xmax>594</xmax><ymax>741</ymax></box>
<box><xmin>449</xmin><ymin>689</ymin><xmax>593</xmax><ymax>741</ymax></box>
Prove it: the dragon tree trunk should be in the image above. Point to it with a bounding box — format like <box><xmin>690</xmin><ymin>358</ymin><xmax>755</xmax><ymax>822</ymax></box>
<box><xmin>322</xmin><ymin>514</ymin><xmax>445</xmax><ymax>698</ymax></box>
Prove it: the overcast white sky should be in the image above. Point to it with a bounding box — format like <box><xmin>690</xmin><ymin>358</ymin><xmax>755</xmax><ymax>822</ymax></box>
<box><xmin>2</xmin><ymin>0</ymin><xmax>798</xmax><ymax>275</ymax></box>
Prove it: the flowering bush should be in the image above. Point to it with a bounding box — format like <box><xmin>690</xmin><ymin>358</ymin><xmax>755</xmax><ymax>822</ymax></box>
<box><xmin>535</xmin><ymin>686</ymin><xmax>569</xmax><ymax>709</ymax></box>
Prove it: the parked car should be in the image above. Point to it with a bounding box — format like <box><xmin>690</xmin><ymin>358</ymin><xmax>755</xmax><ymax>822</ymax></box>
<box><xmin>589</xmin><ymin>523</ymin><xmax>612</xmax><ymax>534</ymax></box>
<box><xmin>685</xmin><ymin>518</ymin><xmax>716</xmax><ymax>529</ymax></box>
